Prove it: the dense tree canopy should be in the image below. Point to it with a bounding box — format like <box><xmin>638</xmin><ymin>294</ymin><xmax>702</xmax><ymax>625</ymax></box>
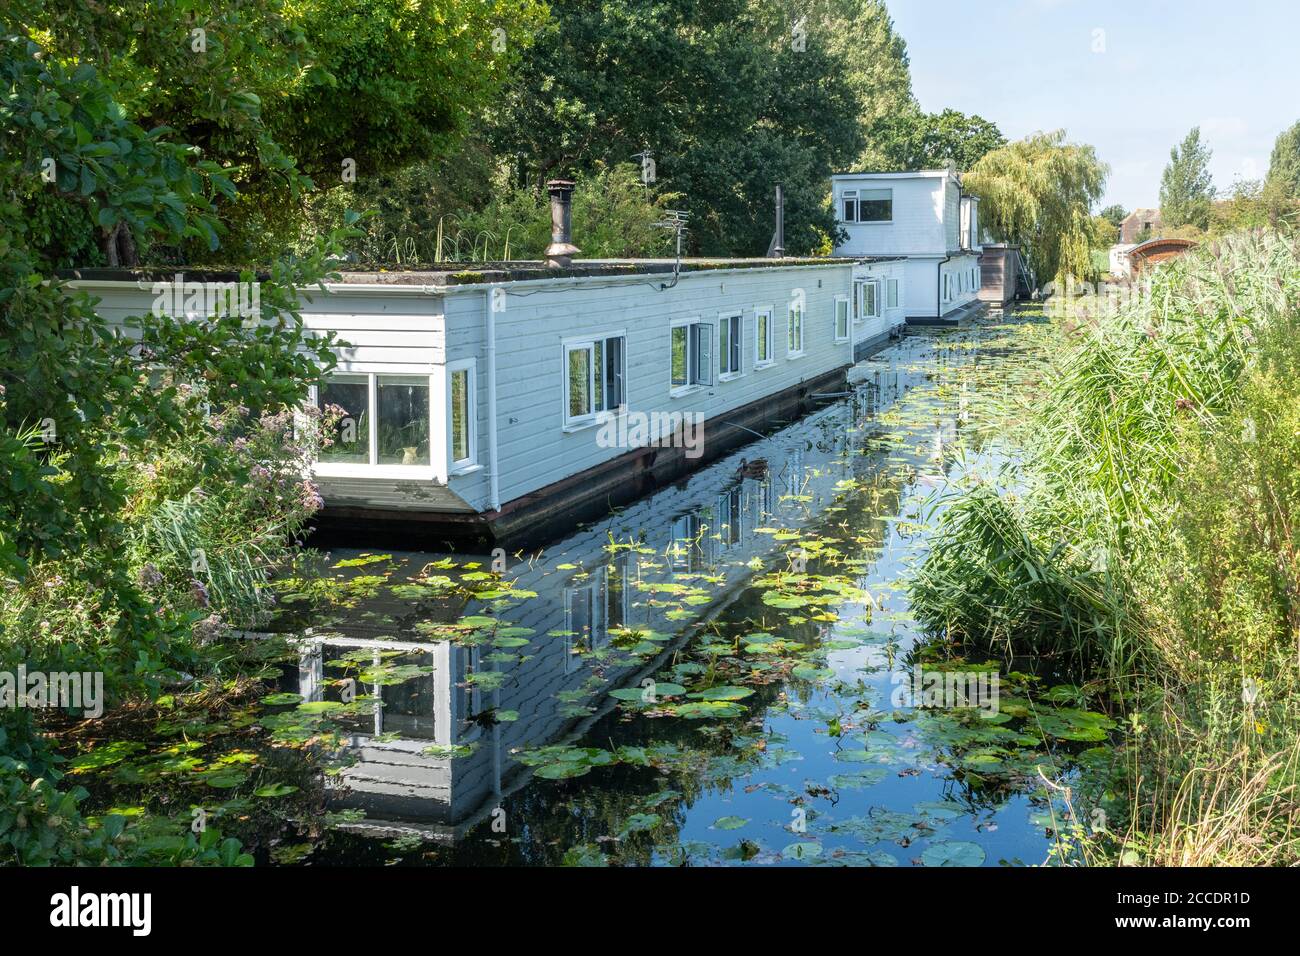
<box><xmin>869</xmin><ymin>108</ymin><xmax>1006</xmax><ymax>172</ymax></box>
<box><xmin>1265</xmin><ymin>120</ymin><xmax>1300</xmax><ymax>199</ymax></box>
<box><xmin>1099</xmin><ymin>204</ymin><xmax>1127</xmax><ymax>228</ymax></box>
<box><xmin>20</xmin><ymin>0</ymin><xmax>546</xmax><ymax>265</ymax></box>
<box><xmin>484</xmin><ymin>0</ymin><xmax>899</xmax><ymax>255</ymax></box>
<box><xmin>964</xmin><ymin>130</ymin><xmax>1109</xmax><ymax>284</ymax></box>
<box><xmin>1160</xmin><ymin>127</ymin><xmax>1214</xmax><ymax>230</ymax></box>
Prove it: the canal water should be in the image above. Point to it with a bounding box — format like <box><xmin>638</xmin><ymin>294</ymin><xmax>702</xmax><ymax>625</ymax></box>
<box><xmin>266</xmin><ymin>310</ymin><xmax>1099</xmax><ymax>866</ymax></box>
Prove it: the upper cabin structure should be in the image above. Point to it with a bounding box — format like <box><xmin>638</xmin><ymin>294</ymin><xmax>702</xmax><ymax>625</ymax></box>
<box><xmin>830</xmin><ymin>167</ymin><xmax>984</xmax><ymax>322</ymax></box>
<box><xmin>67</xmin><ymin>184</ymin><xmax>911</xmax><ymax>547</ymax></box>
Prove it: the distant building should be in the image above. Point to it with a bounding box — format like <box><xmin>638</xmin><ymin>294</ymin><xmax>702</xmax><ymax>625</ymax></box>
<box><xmin>1120</xmin><ymin>208</ymin><xmax>1163</xmax><ymax>244</ymax></box>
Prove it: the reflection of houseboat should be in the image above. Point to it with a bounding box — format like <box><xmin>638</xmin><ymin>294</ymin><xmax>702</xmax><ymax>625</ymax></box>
<box><xmin>283</xmin><ymin>352</ymin><xmax>928</xmax><ymax>841</ymax></box>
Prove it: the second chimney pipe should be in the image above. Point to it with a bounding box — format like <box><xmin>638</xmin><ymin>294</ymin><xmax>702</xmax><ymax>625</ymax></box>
<box><xmin>545</xmin><ymin>179</ymin><xmax>580</xmax><ymax>268</ymax></box>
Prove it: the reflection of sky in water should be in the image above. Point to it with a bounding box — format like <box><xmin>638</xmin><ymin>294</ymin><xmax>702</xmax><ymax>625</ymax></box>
<box><xmin>298</xmin><ymin>318</ymin><xmax>1060</xmax><ymax>866</ymax></box>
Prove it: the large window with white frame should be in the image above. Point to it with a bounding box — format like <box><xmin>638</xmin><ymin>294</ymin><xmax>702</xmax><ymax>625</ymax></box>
<box><xmin>754</xmin><ymin>306</ymin><xmax>774</xmax><ymax>368</ymax></box>
<box><xmin>563</xmin><ymin>332</ymin><xmax>626</xmax><ymax>428</ymax></box>
<box><xmin>671</xmin><ymin>318</ymin><xmax>713</xmax><ymax>392</ymax></box>
<box><xmin>834</xmin><ymin>296</ymin><xmax>850</xmax><ymax>341</ymax></box>
<box><xmin>787</xmin><ymin>300</ymin><xmax>804</xmax><ymax>357</ymax></box>
<box><xmin>841</xmin><ymin>187</ymin><xmax>892</xmax><ymax>223</ymax></box>
<box><xmin>718</xmin><ymin>312</ymin><xmax>743</xmax><ymax>378</ymax></box>
<box><xmin>446</xmin><ymin>359</ymin><xmax>476</xmax><ymax>471</ymax></box>
<box><xmin>315</xmin><ymin>371</ymin><xmax>433</xmax><ymax>471</ymax></box>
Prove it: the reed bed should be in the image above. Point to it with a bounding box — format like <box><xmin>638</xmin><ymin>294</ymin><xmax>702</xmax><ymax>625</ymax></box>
<box><xmin>910</xmin><ymin>230</ymin><xmax>1300</xmax><ymax>865</ymax></box>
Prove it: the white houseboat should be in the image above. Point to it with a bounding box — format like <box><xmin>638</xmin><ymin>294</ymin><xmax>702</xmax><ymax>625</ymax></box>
<box><xmin>830</xmin><ymin>167</ymin><xmax>985</xmax><ymax>323</ymax></box>
<box><xmin>68</xmin><ymin>184</ymin><xmax>910</xmax><ymax>546</ymax></box>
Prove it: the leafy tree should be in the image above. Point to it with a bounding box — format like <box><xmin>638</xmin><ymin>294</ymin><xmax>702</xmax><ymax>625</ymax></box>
<box><xmin>1160</xmin><ymin>127</ymin><xmax>1214</xmax><ymax>230</ymax></box>
<box><xmin>487</xmin><ymin>0</ymin><xmax>864</xmax><ymax>255</ymax></box>
<box><xmin>1099</xmin><ymin>204</ymin><xmax>1128</xmax><ymax>229</ymax></box>
<box><xmin>1210</xmin><ymin>177</ymin><xmax>1300</xmax><ymax>233</ymax></box>
<box><xmin>870</xmin><ymin>108</ymin><xmax>1006</xmax><ymax>172</ymax></box>
<box><xmin>801</xmin><ymin>0</ymin><xmax>915</xmax><ymax>169</ymax></box>
<box><xmin>24</xmin><ymin>0</ymin><xmax>546</xmax><ymax>265</ymax></box>
<box><xmin>1265</xmin><ymin>120</ymin><xmax>1300</xmax><ymax>199</ymax></box>
<box><xmin>964</xmin><ymin>130</ymin><xmax>1109</xmax><ymax>285</ymax></box>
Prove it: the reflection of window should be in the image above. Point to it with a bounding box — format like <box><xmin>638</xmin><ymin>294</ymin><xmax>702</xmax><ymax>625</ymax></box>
<box><xmin>671</xmin><ymin>319</ymin><xmax>713</xmax><ymax>392</ymax></box>
<box><xmin>670</xmin><ymin>512</ymin><xmax>712</xmax><ymax>572</ymax></box>
<box><xmin>835</xmin><ymin>297</ymin><xmax>850</xmax><ymax>341</ymax></box>
<box><xmin>318</xmin><ymin>374</ymin><xmax>369</xmax><ymax>463</ymax></box>
<box><xmin>565</xmin><ymin>564</ymin><xmax>628</xmax><ymax>672</ymax></box>
<box><xmin>381</xmin><ymin>650</ymin><xmax>437</xmax><ymax>739</ymax></box>
<box><xmin>718</xmin><ymin>312</ymin><xmax>742</xmax><ymax>377</ymax></box>
<box><xmin>377</xmin><ymin>375</ymin><xmax>431</xmax><ymax>466</ymax></box>
<box><xmin>447</xmin><ymin>360</ymin><xmax>476</xmax><ymax>470</ymax></box>
<box><xmin>755</xmin><ymin>307</ymin><xmax>774</xmax><ymax>367</ymax></box>
<box><xmin>719</xmin><ymin>487</ymin><xmax>744</xmax><ymax>549</ymax></box>
<box><xmin>751</xmin><ymin>478</ymin><xmax>774</xmax><ymax>526</ymax></box>
<box><xmin>564</xmin><ymin>334</ymin><xmax>625</xmax><ymax>427</ymax></box>
<box><xmin>455</xmin><ymin>644</ymin><xmax>482</xmax><ymax>739</ymax></box>
<box><xmin>786</xmin><ymin>449</ymin><xmax>805</xmax><ymax>497</ymax></box>
<box><xmin>606</xmin><ymin>557</ymin><xmax>631</xmax><ymax>631</ymax></box>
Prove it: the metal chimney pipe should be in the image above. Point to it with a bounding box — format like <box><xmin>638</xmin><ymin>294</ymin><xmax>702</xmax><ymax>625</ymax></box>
<box><xmin>770</xmin><ymin>183</ymin><xmax>785</xmax><ymax>258</ymax></box>
<box><xmin>544</xmin><ymin>179</ymin><xmax>580</xmax><ymax>268</ymax></box>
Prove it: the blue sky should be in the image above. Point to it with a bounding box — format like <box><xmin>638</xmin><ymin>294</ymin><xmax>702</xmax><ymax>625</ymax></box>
<box><xmin>888</xmin><ymin>0</ymin><xmax>1297</xmax><ymax>211</ymax></box>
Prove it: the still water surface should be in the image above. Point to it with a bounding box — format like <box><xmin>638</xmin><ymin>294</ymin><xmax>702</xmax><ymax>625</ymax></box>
<box><xmin>278</xmin><ymin>313</ymin><xmax>1082</xmax><ymax>866</ymax></box>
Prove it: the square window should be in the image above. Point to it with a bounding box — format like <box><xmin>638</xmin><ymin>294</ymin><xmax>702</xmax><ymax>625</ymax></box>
<box><xmin>317</xmin><ymin>374</ymin><xmax>369</xmax><ymax>463</ymax></box>
<box><xmin>377</xmin><ymin>375</ymin><xmax>431</xmax><ymax>466</ymax></box>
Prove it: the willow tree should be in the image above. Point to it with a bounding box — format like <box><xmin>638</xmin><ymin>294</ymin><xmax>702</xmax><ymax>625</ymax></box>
<box><xmin>964</xmin><ymin>130</ymin><xmax>1108</xmax><ymax>286</ymax></box>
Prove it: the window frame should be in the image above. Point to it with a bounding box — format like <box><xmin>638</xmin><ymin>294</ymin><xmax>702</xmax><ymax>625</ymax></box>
<box><xmin>561</xmin><ymin>329</ymin><xmax>627</xmax><ymax>431</ymax></box>
<box><xmin>311</xmin><ymin>371</ymin><xmax>438</xmax><ymax>480</ymax></box>
<box><xmin>834</xmin><ymin>295</ymin><xmax>850</xmax><ymax>342</ymax></box>
<box><xmin>754</xmin><ymin>305</ymin><xmax>775</xmax><ymax>369</ymax></box>
<box><xmin>446</xmin><ymin>358</ymin><xmax>478</xmax><ymax>474</ymax></box>
<box><xmin>887</xmin><ymin>277</ymin><xmax>900</xmax><ymax>309</ymax></box>
<box><xmin>786</xmin><ymin>300</ymin><xmax>805</xmax><ymax>359</ymax></box>
<box><xmin>855</xmin><ymin>279</ymin><xmax>881</xmax><ymax>321</ymax></box>
<box><xmin>856</xmin><ymin>187</ymin><xmax>893</xmax><ymax>223</ymax></box>
<box><xmin>840</xmin><ymin>189</ymin><xmax>859</xmax><ymax>223</ymax></box>
<box><xmin>670</xmin><ymin>317</ymin><xmax>714</xmax><ymax>396</ymax></box>
<box><xmin>718</xmin><ymin>310</ymin><xmax>744</xmax><ymax>380</ymax></box>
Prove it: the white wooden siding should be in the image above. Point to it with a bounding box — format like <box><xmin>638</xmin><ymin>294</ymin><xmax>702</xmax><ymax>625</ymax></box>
<box><xmin>443</xmin><ymin>265</ymin><xmax>856</xmax><ymax>511</ymax></box>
